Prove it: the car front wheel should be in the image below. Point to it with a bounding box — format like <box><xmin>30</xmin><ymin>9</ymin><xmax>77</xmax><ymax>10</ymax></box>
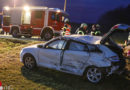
<box><xmin>85</xmin><ymin>67</ymin><xmax>103</xmax><ymax>83</ymax></box>
<box><xmin>23</xmin><ymin>54</ymin><xmax>36</xmax><ymax>70</ymax></box>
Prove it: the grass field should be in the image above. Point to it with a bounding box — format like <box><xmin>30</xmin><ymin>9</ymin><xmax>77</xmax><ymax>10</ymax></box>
<box><xmin>0</xmin><ymin>38</ymin><xmax>130</xmax><ymax>90</ymax></box>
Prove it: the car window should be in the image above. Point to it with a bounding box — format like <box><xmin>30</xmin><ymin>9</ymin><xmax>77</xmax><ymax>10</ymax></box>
<box><xmin>46</xmin><ymin>40</ymin><xmax>66</xmax><ymax>50</ymax></box>
<box><xmin>69</xmin><ymin>41</ymin><xmax>85</xmax><ymax>51</ymax></box>
<box><xmin>87</xmin><ymin>44</ymin><xmax>98</xmax><ymax>52</ymax></box>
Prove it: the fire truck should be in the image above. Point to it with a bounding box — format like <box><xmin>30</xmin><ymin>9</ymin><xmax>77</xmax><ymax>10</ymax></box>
<box><xmin>2</xmin><ymin>6</ymin><xmax>69</xmax><ymax>40</ymax></box>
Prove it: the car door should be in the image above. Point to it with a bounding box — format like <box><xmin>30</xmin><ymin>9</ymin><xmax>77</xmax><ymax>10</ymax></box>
<box><xmin>38</xmin><ymin>39</ymin><xmax>67</xmax><ymax>70</ymax></box>
<box><xmin>61</xmin><ymin>41</ymin><xmax>90</xmax><ymax>74</ymax></box>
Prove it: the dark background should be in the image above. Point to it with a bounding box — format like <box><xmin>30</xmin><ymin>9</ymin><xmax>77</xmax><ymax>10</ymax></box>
<box><xmin>0</xmin><ymin>0</ymin><xmax>130</xmax><ymax>33</ymax></box>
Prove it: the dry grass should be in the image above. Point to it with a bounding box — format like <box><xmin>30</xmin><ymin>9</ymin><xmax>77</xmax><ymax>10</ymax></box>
<box><xmin>0</xmin><ymin>38</ymin><xmax>130</xmax><ymax>90</ymax></box>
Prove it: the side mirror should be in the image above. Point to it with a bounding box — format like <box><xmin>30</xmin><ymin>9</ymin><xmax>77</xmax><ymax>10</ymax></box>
<box><xmin>37</xmin><ymin>45</ymin><xmax>43</xmax><ymax>48</ymax></box>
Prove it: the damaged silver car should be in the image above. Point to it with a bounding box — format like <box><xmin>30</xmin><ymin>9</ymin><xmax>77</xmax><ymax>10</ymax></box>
<box><xmin>20</xmin><ymin>24</ymin><xmax>129</xmax><ymax>83</ymax></box>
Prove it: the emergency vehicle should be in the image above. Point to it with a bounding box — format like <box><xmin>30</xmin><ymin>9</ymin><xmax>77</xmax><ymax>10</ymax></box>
<box><xmin>2</xmin><ymin>6</ymin><xmax>68</xmax><ymax>40</ymax></box>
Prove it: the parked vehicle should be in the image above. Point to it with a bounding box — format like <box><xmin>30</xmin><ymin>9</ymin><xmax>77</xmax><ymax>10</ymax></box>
<box><xmin>2</xmin><ymin>6</ymin><xmax>68</xmax><ymax>40</ymax></box>
<box><xmin>20</xmin><ymin>24</ymin><xmax>129</xmax><ymax>83</ymax></box>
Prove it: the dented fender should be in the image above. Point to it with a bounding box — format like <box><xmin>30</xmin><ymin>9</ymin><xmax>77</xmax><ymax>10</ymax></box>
<box><xmin>87</xmin><ymin>53</ymin><xmax>111</xmax><ymax>67</ymax></box>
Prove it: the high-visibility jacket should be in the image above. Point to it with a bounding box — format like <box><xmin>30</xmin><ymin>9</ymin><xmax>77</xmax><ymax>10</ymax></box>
<box><xmin>62</xmin><ymin>24</ymin><xmax>71</xmax><ymax>36</ymax></box>
<box><xmin>91</xmin><ymin>30</ymin><xmax>101</xmax><ymax>36</ymax></box>
<box><xmin>75</xmin><ymin>27</ymin><xmax>88</xmax><ymax>35</ymax></box>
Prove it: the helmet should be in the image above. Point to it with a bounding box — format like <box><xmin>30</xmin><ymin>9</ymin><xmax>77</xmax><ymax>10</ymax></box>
<box><xmin>80</xmin><ymin>23</ymin><xmax>88</xmax><ymax>28</ymax></box>
<box><xmin>96</xmin><ymin>24</ymin><xmax>100</xmax><ymax>28</ymax></box>
<box><xmin>64</xmin><ymin>18</ymin><xmax>69</xmax><ymax>24</ymax></box>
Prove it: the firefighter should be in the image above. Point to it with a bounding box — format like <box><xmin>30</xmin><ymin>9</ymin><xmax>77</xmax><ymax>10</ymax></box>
<box><xmin>61</xmin><ymin>18</ymin><xmax>71</xmax><ymax>36</ymax></box>
<box><xmin>91</xmin><ymin>24</ymin><xmax>101</xmax><ymax>36</ymax></box>
<box><xmin>75</xmin><ymin>23</ymin><xmax>88</xmax><ymax>35</ymax></box>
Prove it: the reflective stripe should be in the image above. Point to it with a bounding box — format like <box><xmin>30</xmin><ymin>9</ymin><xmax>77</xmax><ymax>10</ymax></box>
<box><xmin>2</xmin><ymin>26</ymin><xmax>10</xmax><ymax>27</ymax></box>
<box><xmin>95</xmin><ymin>31</ymin><xmax>101</xmax><ymax>35</ymax></box>
<box><xmin>61</xmin><ymin>31</ymin><xmax>66</xmax><ymax>36</ymax></box>
<box><xmin>77</xmin><ymin>31</ymin><xmax>84</xmax><ymax>35</ymax></box>
<box><xmin>65</xmin><ymin>31</ymin><xmax>70</xmax><ymax>35</ymax></box>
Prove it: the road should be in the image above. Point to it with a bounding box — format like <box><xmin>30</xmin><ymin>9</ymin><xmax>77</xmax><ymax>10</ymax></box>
<box><xmin>0</xmin><ymin>34</ymin><xmax>43</xmax><ymax>41</ymax></box>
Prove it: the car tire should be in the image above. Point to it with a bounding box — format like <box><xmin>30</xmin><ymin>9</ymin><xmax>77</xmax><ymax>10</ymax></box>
<box><xmin>41</xmin><ymin>30</ymin><xmax>53</xmax><ymax>41</ymax></box>
<box><xmin>85</xmin><ymin>67</ymin><xmax>103</xmax><ymax>83</ymax></box>
<box><xmin>12</xmin><ymin>29</ymin><xmax>21</xmax><ymax>38</ymax></box>
<box><xmin>23</xmin><ymin>54</ymin><xmax>37</xmax><ymax>70</ymax></box>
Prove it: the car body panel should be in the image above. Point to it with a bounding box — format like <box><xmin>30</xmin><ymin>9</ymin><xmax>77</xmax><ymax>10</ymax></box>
<box><xmin>20</xmin><ymin>44</ymin><xmax>40</xmax><ymax>64</ymax></box>
<box><xmin>61</xmin><ymin>50</ymin><xmax>90</xmax><ymax>75</ymax></box>
<box><xmin>87</xmin><ymin>52</ymin><xmax>111</xmax><ymax>67</ymax></box>
<box><xmin>38</xmin><ymin>49</ymin><xmax>62</xmax><ymax>70</ymax></box>
<box><xmin>20</xmin><ymin>35</ymin><xmax>124</xmax><ymax>76</ymax></box>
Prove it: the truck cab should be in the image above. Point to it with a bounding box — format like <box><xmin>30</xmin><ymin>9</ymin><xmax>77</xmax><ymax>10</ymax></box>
<box><xmin>2</xmin><ymin>6</ymin><xmax>69</xmax><ymax>40</ymax></box>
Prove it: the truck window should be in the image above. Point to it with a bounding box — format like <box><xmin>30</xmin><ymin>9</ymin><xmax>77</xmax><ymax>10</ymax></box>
<box><xmin>51</xmin><ymin>13</ymin><xmax>60</xmax><ymax>21</ymax></box>
<box><xmin>3</xmin><ymin>11</ymin><xmax>11</xmax><ymax>26</ymax></box>
<box><xmin>3</xmin><ymin>16</ymin><xmax>11</xmax><ymax>26</ymax></box>
<box><xmin>22</xmin><ymin>11</ymin><xmax>31</xmax><ymax>24</ymax></box>
<box><xmin>34</xmin><ymin>11</ymin><xmax>43</xmax><ymax>19</ymax></box>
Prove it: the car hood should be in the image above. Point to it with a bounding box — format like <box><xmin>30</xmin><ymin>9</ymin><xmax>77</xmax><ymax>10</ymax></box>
<box><xmin>23</xmin><ymin>44</ymin><xmax>39</xmax><ymax>49</ymax></box>
<box><xmin>23</xmin><ymin>43</ymin><xmax>45</xmax><ymax>49</ymax></box>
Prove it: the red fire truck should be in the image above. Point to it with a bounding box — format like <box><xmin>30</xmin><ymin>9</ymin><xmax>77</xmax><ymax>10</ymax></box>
<box><xmin>2</xmin><ymin>6</ymin><xmax>69</xmax><ymax>40</ymax></box>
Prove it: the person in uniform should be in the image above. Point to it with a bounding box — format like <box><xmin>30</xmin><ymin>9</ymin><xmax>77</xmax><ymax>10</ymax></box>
<box><xmin>75</xmin><ymin>23</ymin><xmax>88</xmax><ymax>35</ymax></box>
<box><xmin>61</xmin><ymin>18</ymin><xmax>71</xmax><ymax>36</ymax></box>
<box><xmin>91</xmin><ymin>24</ymin><xmax>101</xmax><ymax>36</ymax></box>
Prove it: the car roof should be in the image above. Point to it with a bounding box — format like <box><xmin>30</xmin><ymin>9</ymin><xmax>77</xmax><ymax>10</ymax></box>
<box><xmin>61</xmin><ymin>35</ymin><xmax>102</xmax><ymax>44</ymax></box>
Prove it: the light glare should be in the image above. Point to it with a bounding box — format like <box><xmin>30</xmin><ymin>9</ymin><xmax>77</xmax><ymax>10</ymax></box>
<box><xmin>24</xmin><ymin>6</ymin><xmax>30</xmax><ymax>11</ymax></box>
<box><xmin>56</xmin><ymin>10</ymin><xmax>61</xmax><ymax>13</ymax></box>
<box><xmin>4</xmin><ymin>6</ymin><xmax>10</xmax><ymax>11</ymax></box>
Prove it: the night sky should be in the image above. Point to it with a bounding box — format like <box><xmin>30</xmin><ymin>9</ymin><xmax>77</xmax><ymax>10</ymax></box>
<box><xmin>0</xmin><ymin>0</ymin><xmax>130</xmax><ymax>23</ymax></box>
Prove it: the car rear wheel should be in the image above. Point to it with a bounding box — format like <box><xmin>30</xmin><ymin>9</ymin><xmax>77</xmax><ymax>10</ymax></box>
<box><xmin>23</xmin><ymin>54</ymin><xmax>36</xmax><ymax>70</ymax></box>
<box><xmin>85</xmin><ymin>67</ymin><xmax>102</xmax><ymax>83</ymax></box>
